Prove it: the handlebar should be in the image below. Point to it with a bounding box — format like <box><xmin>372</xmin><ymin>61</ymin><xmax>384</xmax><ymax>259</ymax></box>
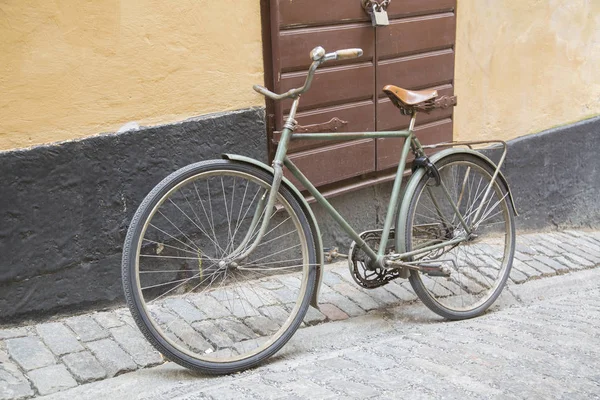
<box><xmin>253</xmin><ymin>46</ymin><xmax>363</xmax><ymax>101</ymax></box>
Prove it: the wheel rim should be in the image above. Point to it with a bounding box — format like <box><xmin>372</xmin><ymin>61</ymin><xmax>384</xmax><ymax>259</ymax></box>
<box><xmin>132</xmin><ymin>169</ymin><xmax>311</xmax><ymax>363</ymax></box>
<box><xmin>409</xmin><ymin>159</ymin><xmax>513</xmax><ymax>313</ymax></box>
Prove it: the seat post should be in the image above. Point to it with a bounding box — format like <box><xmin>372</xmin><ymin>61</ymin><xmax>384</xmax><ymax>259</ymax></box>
<box><xmin>408</xmin><ymin>111</ymin><xmax>426</xmax><ymax>157</ymax></box>
<box><xmin>408</xmin><ymin>111</ymin><xmax>417</xmax><ymax>132</ymax></box>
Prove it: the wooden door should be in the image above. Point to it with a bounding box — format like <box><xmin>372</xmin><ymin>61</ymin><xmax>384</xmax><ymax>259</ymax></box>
<box><xmin>262</xmin><ymin>0</ymin><xmax>457</xmax><ymax>193</ymax></box>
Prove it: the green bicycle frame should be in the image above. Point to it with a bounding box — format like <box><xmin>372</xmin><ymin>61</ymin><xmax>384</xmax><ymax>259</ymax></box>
<box><xmin>233</xmin><ymin>97</ymin><xmax>469</xmax><ymax>267</ymax></box>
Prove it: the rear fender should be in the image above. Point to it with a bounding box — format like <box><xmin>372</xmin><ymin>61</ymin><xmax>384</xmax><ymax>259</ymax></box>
<box><xmin>222</xmin><ymin>154</ymin><xmax>324</xmax><ymax>309</ymax></box>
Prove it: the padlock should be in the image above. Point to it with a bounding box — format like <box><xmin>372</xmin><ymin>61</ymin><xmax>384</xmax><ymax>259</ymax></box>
<box><xmin>371</xmin><ymin>3</ymin><xmax>389</xmax><ymax>27</ymax></box>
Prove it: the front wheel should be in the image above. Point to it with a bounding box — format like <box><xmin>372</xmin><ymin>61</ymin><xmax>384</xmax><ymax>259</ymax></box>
<box><xmin>403</xmin><ymin>153</ymin><xmax>515</xmax><ymax>320</ymax></box>
<box><xmin>122</xmin><ymin>160</ymin><xmax>317</xmax><ymax>374</ymax></box>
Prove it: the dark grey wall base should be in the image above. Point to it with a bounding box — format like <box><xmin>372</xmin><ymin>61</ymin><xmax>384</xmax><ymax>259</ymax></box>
<box><xmin>0</xmin><ymin>108</ymin><xmax>266</xmax><ymax>323</ymax></box>
<box><xmin>1</xmin><ymin>113</ymin><xmax>598</xmax><ymax>323</ymax></box>
<box><xmin>503</xmin><ymin>116</ymin><xmax>600</xmax><ymax>230</ymax></box>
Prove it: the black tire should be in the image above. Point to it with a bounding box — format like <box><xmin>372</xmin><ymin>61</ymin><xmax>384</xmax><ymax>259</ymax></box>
<box><xmin>404</xmin><ymin>153</ymin><xmax>515</xmax><ymax>320</ymax></box>
<box><xmin>122</xmin><ymin>160</ymin><xmax>317</xmax><ymax>374</ymax></box>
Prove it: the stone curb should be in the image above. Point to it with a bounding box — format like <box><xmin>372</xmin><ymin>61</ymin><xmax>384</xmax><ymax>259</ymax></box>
<box><xmin>1</xmin><ymin>229</ymin><xmax>599</xmax><ymax>399</ymax></box>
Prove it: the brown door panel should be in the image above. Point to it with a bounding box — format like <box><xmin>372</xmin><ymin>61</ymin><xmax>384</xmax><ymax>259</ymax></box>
<box><xmin>277</xmin><ymin>63</ymin><xmax>374</xmax><ymax>116</ymax></box>
<box><xmin>284</xmin><ymin>139</ymin><xmax>376</xmax><ymax>190</ymax></box>
<box><xmin>377</xmin><ymin>119</ymin><xmax>453</xmax><ymax>171</ymax></box>
<box><xmin>377</xmin><ymin>50</ymin><xmax>455</xmax><ymax>92</ymax></box>
<box><xmin>274</xmin><ymin>101</ymin><xmax>375</xmax><ymax>153</ymax></box>
<box><xmin>376</xmin><ymin>13</ymin><xmax>456</xmax><ymax>59</ymax></box>
<box><xmin>377</xmin><ymin>84</ymin><xmax>454</xmax><ymax>131</ymax></box>
<box><xmin>277</xmin><ymin>0</ymin><xmax>370</xmax><ymax>28</ymax></box>
<box><xmin>385</xmin><ymin>0</ymin><xmax>456</xmax><ymax>19</ymax></box>
<box><xmin>279</xmin><ymin>24</ymin><xmax>374</xmax><ymax>72</ymax></box>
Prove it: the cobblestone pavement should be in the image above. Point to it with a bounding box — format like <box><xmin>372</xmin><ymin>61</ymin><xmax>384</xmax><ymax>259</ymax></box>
<box><xmin>1</xmin><ymin>229</ymin><xmax>600</xmax><ymax>399</ymax></box>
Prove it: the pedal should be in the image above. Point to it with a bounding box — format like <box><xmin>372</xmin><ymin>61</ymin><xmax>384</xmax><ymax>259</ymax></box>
<box><xmin>420</xmin><ymin>264</ymin><xmax>451</xmax><ymax>278</ymax></box>
<box><xmin>324</xmin><ymin>247</ymin><xmax>347</xmax><ymax>263</ymax></box>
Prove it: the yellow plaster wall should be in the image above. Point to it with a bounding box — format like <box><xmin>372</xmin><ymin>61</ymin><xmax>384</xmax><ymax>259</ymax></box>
<box><xmin>0</xmin><ymin>1</ymin><xmax>264</xmax><ymax>151</ymax></box>
<box><xmin>454</xmin><ymin>0</ymin><xmax>600</xmax><ymax>142</ymax></box>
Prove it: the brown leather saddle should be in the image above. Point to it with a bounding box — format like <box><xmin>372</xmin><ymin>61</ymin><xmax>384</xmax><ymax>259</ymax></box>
<box><xmin>382</xmin><ymin>85</ymin><xmax>457</xmax><ymax>115</ymax></box>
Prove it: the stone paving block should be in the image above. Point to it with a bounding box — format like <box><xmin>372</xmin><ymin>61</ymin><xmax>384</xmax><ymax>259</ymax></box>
<box><xmin>0</xmin><ymin>328</ymin><xmax>28</xmax><ymax>341</ymax></box>
<box><xmin>554</xmin><ymin>256</ymin><xmax>587</xmax><ymax>271</ymax></box>
<box><xmin>109</xmin><ymin>325</ymin><xmax>163</xmax><ymax>367</ymax></box>
<box><xmin>223</xmin><ymin>298</ymin><xmax>261</xmax><ymax>319</ymax></box>
<box><xmin>233</xmin><ymin>337</ymin><xmax>267</xmax><ymax>355</ymax></box>
<box><xmin>6</xmin><ymin>337</ymin><xmax>55</xmax><ymax>371</ymax></box>
<box><xmin>258</xmin><ymin>279</ymin><xmax>284</xmax><ymax>290</ymax></box>
<box><xmin>192</xmin><ymin>320</ymin><xmax>235</xmax><ymax>348</ymax></box>
<box><xmin>237</xmin><ymin>379</ymin><xmax>294</xmax><ymax>400</ymax></box>
<box><xmin>36</xmin><ymin>322</ymin><xmax>84</xmax><ymax>356</ymax></box>
<box><xmin>534</xmin><ymin>242</ymin><xmax>564</xmax><ymax>258</ymax></box>
<box><xmin>279</xmin><ymin>380</ymin><xmax>337</xmax><ymax>399</ymax></box>
<box><xmin>533</xmin><ymin>255</ymin><xmax>570</xmax><ymax>273</ymax></box>
<box><xmin>524</xmin><ymin>259</ymin><xmax>557</xmax><ymax>277</ymax></box>
<box><xmin>315</xmin><ymin>356</ymin><xmax>359</xmax><ymax>371</ymax></box>
<box><xmin>262</xmin><ymin>371</ymin><xmax>296</xmax><ymax>384</ymax></box>
<box><xmin>303</xmin><ymin>306</ymin><xmax>327</xmax><ymax>326</ymax></box>
<box><xmin>319</xmin><ymin>292</ymin><xmax>365</xmax><ymax>318</ymax></box>
<box><xmin>190</xmin><ymin>294</ymin><xmax>232</xmax><ymax>319</ymax></box>
<box><xmin>269</xmin><ymin>287</ymin><xmax>300</xmax><ymax>304</ymax></box>
<box><xmin>514</xmin><ymin>250</ymin><xmax>534</xmax><ymax>262</ymax></box>
<box><xmin>382</xmin><ymin>281</ymin><xmax>417</xmax><ymax>302</ymax></box>
<box><xmin>242</xmin><ymin>316</ymin><xmax>279</xmax><ymax>337</ymax></box>
<box><xmin>325</xmin><ymin>378</ymin><xmax>380</xmax><ymax>399</ymax></box>
<box><xmin>515</xmin><ymin>242</ymin><xmax>536</xmax><ymax>256</ymax></box>
<box><xmin>562</xmin><ymin>230</ymin><xmax>585</xmax><ymax>238</ymax></box>
<box><xmin>277</xmin><ymin>275</ymin><xmax>302</xmax><ymax>289</ymax></box>
<box><xmin>330</xmin><ymin>265</ymin><xmax>354</xmax><ymax>282</ymax></box>
<box><xmin>28</xmin><ymin>364</ymin><xmax>77</xmax><ymax>396</ymax></box>
<box><xmin>164</xmin><ymin>298</ymin><xmax>207</xmax><ymax>323</ymax></box>
<box><xmin>509</xmin><ymin>267</ymin><xmax>528</xmax><ymax>284</ymax></box>
<box><xmin>86</xmin><ymin>338</ymin><xmax>137</xmax><ymax>377</ymax></box>
<box><xmin>559</xmin><ymin>251</ymin><xmax>595</xmax><ymax>268</ymax></box>
<box><xmin>406</xmin><ymin>357</ymin><xmax>502</xmax><ymax>397</ymax></box>
<box><xmin>93</xmin><ymin>312</ymin><xmax>125</xmax><ymax>329</ymax></box>
<box><xmin>167</xmin><ymin>320</ymin><xmax>213</xmax><ymax>353</ymax></box>
<box><xmin>239</xmin><ymin>286</ymin><xmax>280</xmax><ymax>308</ymax></box>
<box><xmin>198</xmin><ymin>385</ymin><xmax>253</xmax><ymax>400</ymax></box>
<box><xmin>259</xmin><ymin>305</ymin><xmax>289</xmax><ymax>325</ymax></box>
<box><xmin>546</xmin><ymin>234</ymin><xmax>600</xmax><ymax>263</ymax></box>
<box><xmin>318</xmin><ymin>303</ymin><xmax>349</xmax><ymax>321</ymax></box>
<box><xmin>62</xmin><ymin>351</ymin><xmax>107</xmax><ymax>383</ymax></box>
<box><xmin>512</xmin><ymin>259</ymin><xmax>542</xmax><ymax>278</ymax></box>
<box><xmin>0</xmin><ymin>349</ymin><xmax>33</xmax><ymax>400</ymax></box>
<box><xmin>569</xmin><ymin>236</ymin><xmax>600</xmax><ymax>256</ymax></box>
<box><xmin>581</xmin><ymin>231</ymin><xmax>600</xmax><ymax>246</ymax></box>
<box><xmin>322</xmin><ymin>270</ymin><xmax>343</xmax><ymax>287</ymax></box>
<box><xmin>332</xmin><ymin>283</ymin><xmax>380</xmax><ymax>311</ymax></box>
<box><xmin>217</xmin><ymin>319</ymin><xmax>258</xmax><ymax>342</ymax></box>
<box><xmin>343</xmin><ymin>350</ymin><xmax>397</xmax><ymax>370</ymax></box>
<box><xmin>117</xmin><ymin>311</ymin><xmax>137</xmax><ymax>328</ymax></box>
<box><xmin>364</xmin><ymin>286</ymin><xmax>399</xmax><ymax>306</ymax></box>
<box><xmin>65</xmin><ymin>315</ymin><xmax>109</xmax><ymax>342</ymax></box>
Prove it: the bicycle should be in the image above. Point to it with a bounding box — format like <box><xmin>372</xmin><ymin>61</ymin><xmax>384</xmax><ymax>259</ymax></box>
<box><xmin>122</xmin><ymin>46</ymin><xmax>517</xmax><ymax>374</ymax></box>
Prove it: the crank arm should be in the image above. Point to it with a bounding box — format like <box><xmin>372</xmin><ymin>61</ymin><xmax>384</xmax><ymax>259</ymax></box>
<box><xmin>385</xmin><ymin>259</ymin><xmax>456</xmax><ymax>278</ymax></box>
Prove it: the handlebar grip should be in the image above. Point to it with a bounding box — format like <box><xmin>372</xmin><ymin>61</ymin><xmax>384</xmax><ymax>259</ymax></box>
<box><xmin>335</xmin><ymin>48</ymin><xmax>363</xmax><ymax>60</ymax></box>
<box><xmin>253</xmin><ymin>84</ymin><xmax>278</xmax><ymax>99</ymax></box>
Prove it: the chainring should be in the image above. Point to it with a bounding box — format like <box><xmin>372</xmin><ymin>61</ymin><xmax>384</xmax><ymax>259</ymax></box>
<box><xmin>348</xmin><ymin>230</ymin><xmax>401</xmax><ymax>289</ymax></box>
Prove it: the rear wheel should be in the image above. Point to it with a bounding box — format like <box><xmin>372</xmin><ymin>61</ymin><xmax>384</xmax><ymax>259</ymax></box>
<box><xmin>122</xmin><ymin>160</ymin><xmax>317</xmax><ymax>374</ymax></box>
<box><xmin>404</xmin><ymin>153</ymin><xmax>515</xmax><ymax>320</ymax></box>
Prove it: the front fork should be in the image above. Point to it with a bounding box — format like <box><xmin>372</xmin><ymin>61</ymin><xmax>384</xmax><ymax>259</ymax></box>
<box><xmin>231</xmin><ymin>98</ymin><xmax>300</xmax><ymax>262</ymax></box>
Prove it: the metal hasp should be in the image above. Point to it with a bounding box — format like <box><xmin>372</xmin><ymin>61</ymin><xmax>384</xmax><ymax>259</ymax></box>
<box><xmin>362</xmin><ymin>0</ymin><xmax>391</xmax><ymax>26</ymax></box>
